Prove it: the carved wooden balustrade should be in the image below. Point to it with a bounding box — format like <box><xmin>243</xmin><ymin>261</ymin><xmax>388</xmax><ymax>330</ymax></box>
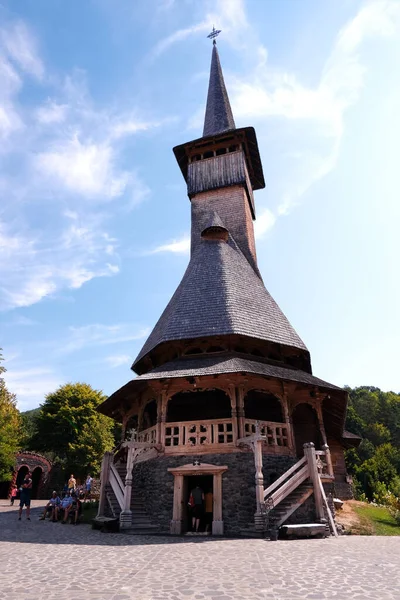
<box><xmin>164</xmin><ymin>418</ymin><xmax>234</xmax><ymax>452</ymax></box>
<box><xmin>137</xmin><ymin>425</ymin><xmax>157</xmax><ymax>444</ymax></box>
<box><xmin>244</xmin><ymin>418</ymin><xmax>289</xmax><ymax>448</ymax></box>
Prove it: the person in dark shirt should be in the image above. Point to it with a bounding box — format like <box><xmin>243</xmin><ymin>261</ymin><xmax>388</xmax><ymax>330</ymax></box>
<box><xmin>189</xmin><ymin>485</ymin><xmax>204</xmax><ymax>533</ymax></box>
<box><xmin>18</xmin><ymin>472</ymin><xmax>32</xmax><ymax>521</ymax></box>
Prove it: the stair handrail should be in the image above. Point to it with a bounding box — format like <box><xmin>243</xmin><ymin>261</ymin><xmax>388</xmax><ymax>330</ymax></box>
<box><xmin>269</xmin><ymin>464</ymin><xmax>310</xmax><ymax>507</ymax></box>
<box><xmin>264</xmin><ymin>455</ymin><xmax>307</xmax><ymax>500</ymax></box>
<box><xmin>109</xmin><ymin>463</ymin><xmax>124</xmax><ymax>509</ymax></box>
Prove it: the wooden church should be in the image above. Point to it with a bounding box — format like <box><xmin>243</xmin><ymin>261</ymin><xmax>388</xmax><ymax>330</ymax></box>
<box><xmin>96</xmin><ymin>37</ymin><xmax>358</xmax><ymax>537</ymax></box>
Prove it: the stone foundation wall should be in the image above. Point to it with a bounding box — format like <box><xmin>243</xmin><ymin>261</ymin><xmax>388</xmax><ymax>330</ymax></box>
<box><xmin>133</xmin><ymin>451</ymin><xmax>297</xmax><ymax>535</ymax></box>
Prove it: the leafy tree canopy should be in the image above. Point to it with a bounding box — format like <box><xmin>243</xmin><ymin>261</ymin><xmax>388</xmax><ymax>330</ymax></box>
<box><xmin>0</xmin><ymin>351</ymin><xmax>22</xmax><ymax>481</ymax></box>
<box><xmin>31</xmin><ymin>382</ymin><xmax>115</xmax><ymax>477</ymax></box>
<box><xmin>345</xmin><ymin>386</ymin><xmax>400</xmax><ymax>500</ymax></box>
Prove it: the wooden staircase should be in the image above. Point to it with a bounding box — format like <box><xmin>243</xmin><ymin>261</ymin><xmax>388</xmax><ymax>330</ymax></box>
<box><xmin>105</xmin><ymin>461</ymin><xmax>160</xmax><ymax>534</ymax></box>
<box><xmin>268</xmin><ymin>482</ymin><xmax>313</xmax><ymax>529</ymax></box>
<box><xmin>260</xmin><ymin>444</ymin><xmax>337</xmax><ymax>537</ymax></box>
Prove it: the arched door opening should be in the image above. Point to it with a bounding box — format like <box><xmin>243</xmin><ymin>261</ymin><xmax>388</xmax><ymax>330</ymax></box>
<box><xmin>16</xmin><ymin>465</ymin><xmax>29</xmax><ymax>489</ymax></box>
<box><xmin>167</xmin><ymin>389</ymin><xmax>231</xmax><ymax>422</ymax></box>
<box><xmin>292</xmin><ymin>403</ymin><xmax>320</xmax><ymax>456</ymax></box>
<box><xmin>31</xmin><ymin>467</ymin><xmax>43</xmax><ymax>499</ymax></box>
<box><xmin>244</xmin><ymin>391</ymin><xmax>284</xmax><ymax>422</ymax></box>
<box><xmin>142</xmin><ymin>400</ymin><xmax>157</xmax><ymax>429</ymax></box>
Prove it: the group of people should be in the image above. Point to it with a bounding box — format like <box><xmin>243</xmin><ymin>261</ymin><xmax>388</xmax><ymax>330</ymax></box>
<box><xmin>188</xmin><ymin>485</ymin><xmax>213</xmax><ymax>533</ymax></box>
<box><xmin>12</xmin><ymin>471</ymin><xmax>93</xmax><ymax>525</ymax></box>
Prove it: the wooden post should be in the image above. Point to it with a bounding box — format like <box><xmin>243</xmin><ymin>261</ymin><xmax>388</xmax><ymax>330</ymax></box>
<box><xmin>303</xmin><ymin>442</ymin><xmax>324</xmax><ymax>522</ymax></box>
<box><xmin>212</xmin><ymin>472</ymin><xmax>224</xmax><ymax>535</ymax></box>
<box><xmin>228</xmin><ymin>384</ymin><xmax>238</xmax><ymax>444</ymax></box>
<box><xmin>170</xmin><ymin>474</ymin><xmax>184</xmax><ymax>535</ymax></box>
<box><xmin>97</xmin><ymin>451</ymin><xmax>113</xmax><ymax>518</ymax></box>
<box><xmin>119</xmin><ymin>446</ymin><xmax>134</xmax><ymax>529</ymax></box>
<box><xmin>236</xmin><ymin>385</ymin><xmax>245</xmax><ymax>439</ymax></box>
<box><xmin>315</xmin><ymin>401</ymin><xmax>334</xmax><ymax>477</ymax></box>
<box><xmin>281</xmin><ymin>386</ymin><xmax>294</xmax><ymax>454</ymax></box>
<box><xmin>160</xmin><ymin>389</ymin><xmax>168</xmax><ymax>447</ymax></box>
<box><xmin>322</xmin><ymin>444</ymin><xmax>334</xmax><ymax>478</ymax></box>
<box><xmin>156</xmin><ymin>395</ymin><xmax>162</xmax><ymax>445</ymax></box>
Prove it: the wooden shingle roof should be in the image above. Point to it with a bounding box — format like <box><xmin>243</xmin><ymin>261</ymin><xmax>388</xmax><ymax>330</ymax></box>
<box><xmin>203</xmin><ymin>43</ymin><xmax>235</xmax><ymax>137</ymax></box>
<box><xmin>133</xmin><ymin>233</ymin><xmax>308</xmax><ymax>373</ymax></box>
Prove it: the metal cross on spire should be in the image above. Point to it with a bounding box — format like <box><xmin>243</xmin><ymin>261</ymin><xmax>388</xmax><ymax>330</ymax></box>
<box><xmin>207</xmin><ymin>26</ymin><xmax>221</xmax><ymax>44</ymax></box>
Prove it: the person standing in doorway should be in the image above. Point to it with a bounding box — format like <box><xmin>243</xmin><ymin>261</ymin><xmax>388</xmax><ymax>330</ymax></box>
<box><xmin>204</xmin><ymin>488</ymin><xmax>213</xmax><ymax>533</ymax></box>
<box><xmin>18</xmin><ymin>471</ymin><xmax>32</xmax><ymax>520</ymax></box>
<box><xmin>190</xmin><ymin>485</ymin><xmax>204</xmax><ymax>533</ymax></box>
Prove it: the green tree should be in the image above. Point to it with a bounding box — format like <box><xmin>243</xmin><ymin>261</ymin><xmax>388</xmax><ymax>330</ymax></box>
<box><xmin>32</xmin><ymin>382</ymin><xmax>115</xmax><ymax>477</ymax></box>
<box><xmin>0</xmin><ymin>351</ymin><xmax>22</xmax><ymax>481</ymax></box>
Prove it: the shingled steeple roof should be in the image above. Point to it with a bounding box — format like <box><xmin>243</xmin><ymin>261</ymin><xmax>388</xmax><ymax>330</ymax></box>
<box><xmin>132</xmin><ymin>231</ymin><xmax>309</xmax><ymax>373</ymax></box>
<box><xmin>203</xmin><ymin>43</ymin><xmax>236</xmax><ymax>137</ymax></box>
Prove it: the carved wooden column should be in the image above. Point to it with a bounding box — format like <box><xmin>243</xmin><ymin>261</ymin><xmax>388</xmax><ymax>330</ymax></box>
<box><xmin>160</xmin><ymin>389</ymin><xmax>168</xmax><ymax>447</ymax></box>
<box><xmin>315</xmin><ymin>401</ymin><xmax>334</xmax><ymax>477</ymax></box>
<box><xmin>97</xmin><ymin>451</ymin><xmax>113</xmax><ymax>518</ymax></box>
<box><xmin>303</xmin><ymin>442</ymin><xmax>324</xmax><ymax>521</ymax></box>
<box><xmin>119</xmin><ymin>445</ymin><xmax>134</xmax><ymax>529</ymax></box>
<box><xmin>228</xmin><ymin>384</ymin><xmax>238</xmax><ymax>443</ymax></box>
<box><xmin>281</xmin><ymin>384</ymin><xmax>294</xmax><ymax>453</ymax></box>
<box><xmin>170</xmin><ymin>474</ymin><xmax>184</xmax><ymax>534</ymax></box>
<box><xmin>236</xmin><ymin>385</ymin><xmax>245</xmax><ymax>439</ymax></box>
<box><xmin>156</xmin><ymin>395</ymin><xmax>162</xmax><ymax>445</ymax></box>
<box><xmin>212</xmin><ymin>472</ymin><xmax>224</xmax><ymax>535</ymax></box>
<box><xmin>254</xmin><ymin>437</ymin><xmax>265</xmax><ymax>516</ymax></box>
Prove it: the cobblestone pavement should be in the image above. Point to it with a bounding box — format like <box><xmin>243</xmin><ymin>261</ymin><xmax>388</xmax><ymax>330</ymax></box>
<box><xmin>0</xmin><ymin>501</ymin><xmax>399</xmax><ymax>600</ymax></box>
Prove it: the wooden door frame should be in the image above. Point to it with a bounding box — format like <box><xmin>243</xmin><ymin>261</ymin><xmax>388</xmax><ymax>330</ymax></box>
<box><xmin>168</xmin><ymin>463</ymin><xmax>228</xmax><ymax>535</ymax></box>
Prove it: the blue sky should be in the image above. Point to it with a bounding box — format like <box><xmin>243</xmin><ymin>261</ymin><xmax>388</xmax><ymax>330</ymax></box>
<box><xmin>1</xmin><ymin>0</ymin><xmax>399</xmax><ymax>411</ymax></box>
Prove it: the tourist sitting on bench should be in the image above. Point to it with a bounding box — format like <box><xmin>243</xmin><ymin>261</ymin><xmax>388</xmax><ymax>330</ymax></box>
<box><xmin>68</xmin><ymin>493</ymin><xmax>82</xmax><ymax>525</ymax></box>
<box><xmin>59</xmin><ymin>493</ymin><xmax>74</xmax><ymax>523</ymax></box>
<box><xmin>39</xmin><ymin>491</ymin><xmax>61</xmax><ymax>521</ymax></box>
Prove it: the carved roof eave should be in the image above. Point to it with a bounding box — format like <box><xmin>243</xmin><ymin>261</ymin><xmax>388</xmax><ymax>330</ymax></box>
<box><xmin>173</xmin><ymin>126</ymin><xmax>265</xmax><ymax>191</ymax></box>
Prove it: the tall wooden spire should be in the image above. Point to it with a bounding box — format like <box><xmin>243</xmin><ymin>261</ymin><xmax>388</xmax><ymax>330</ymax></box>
<box><xmin>203</xmin><ymin>43</ymin><xmax>236</xmax><ymax>137</ymax></box>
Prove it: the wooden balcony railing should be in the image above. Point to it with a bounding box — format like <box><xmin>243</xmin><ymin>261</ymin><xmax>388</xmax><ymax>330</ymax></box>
<box><xmin>137</xmin><ymin>425</ymin><xmax>157</xmax><ymax>444</ymax></box>
<box><xmin>244</xmin><ymin>419</ymin><xmax>289</xmax><ymax>447</ymax></box>
<box><xmin>164</xmin><ymin>419</ymin><xmax>234</xmax><ymax>451</ymax></box>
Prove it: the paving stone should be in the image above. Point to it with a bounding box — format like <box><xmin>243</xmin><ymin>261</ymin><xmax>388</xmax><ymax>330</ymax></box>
<box><xmin>0</xmin><ymin>500</ymin><xmax>399</xmax><ymax>600</ymax></box>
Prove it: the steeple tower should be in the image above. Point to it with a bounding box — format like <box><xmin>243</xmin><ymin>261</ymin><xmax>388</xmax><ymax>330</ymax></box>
<box><xmin>203</xmin><ymin>42</ymin><xmax>236</xmax><ymax>137</ymax></box>
<box><xmin>132</xmin><ymin>38</ymin><xmax>311</xmax><ymax>376</ymax></box>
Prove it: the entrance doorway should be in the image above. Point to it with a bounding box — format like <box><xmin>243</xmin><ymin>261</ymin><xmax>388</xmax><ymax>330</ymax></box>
<box><xmin>31</xmin><ymin>467</ymin><xmax>43</xmax><ymax>499</ymax></box>
<box><xmin>168</xmin><ymin>463</ymin><xmax>228</xmax><ymax>536</ymax></box>
<box><xmin>185</xmin><ymin>475</ymin><xmax>213</xmax><ymax>533</ymax></box>
<box><xmin>292</xmin><ymin>403</ymin><xmax>320</xmax><ymax>456</ymax></box>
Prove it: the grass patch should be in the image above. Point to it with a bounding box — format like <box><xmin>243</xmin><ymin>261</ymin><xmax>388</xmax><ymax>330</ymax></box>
<box><xmin>353</xmin><ymin>504</ymin><xmax>400</xmax><ymax>536</ymax></box>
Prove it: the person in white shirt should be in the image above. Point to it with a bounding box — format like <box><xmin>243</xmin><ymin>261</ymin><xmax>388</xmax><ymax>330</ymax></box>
<box><xmin>60</xmin><ymin>494</ymin><xmax>73</xmax><ymax>523</ymax></box>
<box><xmin>39</xmin><ymin>491</ymin><xmax>61</xmax><ymax>521</ymax></box>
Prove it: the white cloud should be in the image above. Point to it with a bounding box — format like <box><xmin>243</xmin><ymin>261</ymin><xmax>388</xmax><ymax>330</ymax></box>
<box><xmin>36</xmin><ymin>99</ymin><xmax>68</xmax><ymax>124</ymax></box>
<box><xmin>152</xmin><ymin>0</ymin><xmax>249</xmax><ymax>58</ymax></box>
<box><xmin>254</xmin><ymin>209</ymin><xmax>276</xmax><ymax>240</ymax></box>
<box><xmin>0</xmin><ymin>21</ymin><xmax>44</xmax><ymax>80</ymax></box>
<box><xmin>229</xmin><ymin>0</ymin><xmax>400</xmax><ymax>219</ymax></box>
<box><xmin>150</xmin><ymin>234</ymin><xmax>190</xmax><ymax>255</ymax></box>
<box><xmin>0</xmin><ymin>216</ymin><xmax>120</xmax><ymax>310</ymax></box>
<box><xmin>3</xmin><ymin>366</ymin><xmax>63</xmax><ymax>411</ymax></box>
<box><xmin>61</xmin><ymin>323</ymin><xmax>150</xmax><ymax>354</ymax></box>
<box><xmin>35</xmin><ymin>134</ymin><xmax>131</xmax><ymax>199</ymax></box>
<box><xmin>105</xmin><ymin>354</ymin><xmax>131</xmax><ymax>368</ymax></box>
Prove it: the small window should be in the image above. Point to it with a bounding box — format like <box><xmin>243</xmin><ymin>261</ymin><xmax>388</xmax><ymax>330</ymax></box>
<box><xmin>228</xmin><ymin>145</ymin><xmax>238</xmax><ymax>153</ymax></box>
<box><xmin>234</xmin><ymin>346</ymin><xmax>246</xmax><ymax>353</ymax></box>
<box><xmin>251</xmin><ymin>349</ymin><xmax>264</xmax><ymax>357</ymax></box>
<box><xmin>184</xmin><ymin>347</ymin><xmax>203</xmax><ymax>355</ymax></box>
<box><xmin>216</xmin><ymin>148</ymin><xmax>227</xmax><ymax>156</ymax></box>
<box><xmin>206</xmin><ymin>346</ymin><xmax>224</xmax><ymax>353</ymax></box>
<box><xmin>203</xmin><ymin>150</ymin><xmax>214</xmax><ymax>159</ymax></box>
